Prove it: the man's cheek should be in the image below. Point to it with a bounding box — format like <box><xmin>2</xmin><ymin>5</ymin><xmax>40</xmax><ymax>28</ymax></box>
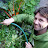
<box><xmin>39</xmin><ymin>23</ymin><xmax>47</xmax><ymax>29</ymax></box>
<box><xmin>42</xmin><ymin>23</ymin><xmax>48</xmax><ymax>28</ymax></box>
<box><xmin>39</xmin><ymin>24</ymin><xmax>43</xmax><ymax>29</ymax></box>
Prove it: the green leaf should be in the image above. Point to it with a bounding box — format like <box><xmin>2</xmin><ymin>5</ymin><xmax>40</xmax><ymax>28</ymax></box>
<box><xmin>0</xmin><ymin>1</ymin><xmax>8</xmax><ymax>10</ymax></box>
<box><xmin>25</xmin><ymin>32</ymin><xmax>29</xmax><ymax>36</ymax></box>
<box><xmin>30</xmin><ymin>0</ymin><xmax>36</xmax><ymax>5</ymax></box>
<box><xmin>26</xmin><ymin>3</ymin><xmax>32</xmax><ymax>7</ymax></box>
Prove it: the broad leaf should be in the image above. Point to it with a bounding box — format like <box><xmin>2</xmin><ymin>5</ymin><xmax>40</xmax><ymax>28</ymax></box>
<box><xmin>0</xmin><ymin>1</ymin><xmax>8</xmax><ymax>10</ymax></box>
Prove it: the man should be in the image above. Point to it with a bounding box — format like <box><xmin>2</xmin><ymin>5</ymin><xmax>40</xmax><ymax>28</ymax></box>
<box><xmin>1</xmin><ymin>7</ymin><xmax>48</xmax><ymax>48</ymax></box>
<box><xmin>25</xmin><ymin>7</ymin><xmax>48</xmax><ymax>48</ymax></box>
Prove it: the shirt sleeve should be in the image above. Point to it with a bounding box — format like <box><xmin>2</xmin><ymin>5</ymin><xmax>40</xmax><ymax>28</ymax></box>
<box><xmin>12</xmin><ymin>14</ymin><xmax>34</xmax><ymax>25</ymax></box>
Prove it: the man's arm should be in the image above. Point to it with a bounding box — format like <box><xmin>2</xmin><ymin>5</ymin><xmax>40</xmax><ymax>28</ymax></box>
<box><xmin>1</xmin><ymin>14</ymin><xmax>34</xmax><ymax>25</ymax></box>
<box><xmin>12</xmin><ymin>14</ymin><xmax>34</xmax><ymax>25</ymax></box>
<box><xmin>1</xmin><ymin>18</ymin><xmax>14</xmax><ymax>25</ymax></box>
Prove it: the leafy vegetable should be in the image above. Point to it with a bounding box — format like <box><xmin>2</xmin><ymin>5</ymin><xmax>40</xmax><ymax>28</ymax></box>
<box><xmin>0</xmin><ymin>0</ymin><xmax>40</xmax><ymax>48</ymax></box>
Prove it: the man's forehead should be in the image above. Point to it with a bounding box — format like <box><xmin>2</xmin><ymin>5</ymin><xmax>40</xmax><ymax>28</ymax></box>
<box><xmin>35</xmin><ymin>13</ymin><xmax>45</xmax><ymax>18</ymax></box>
<box><xmin>35</xmin><ymin>13</ymin><xmax>47</xmax><ymax>20</ymax></box>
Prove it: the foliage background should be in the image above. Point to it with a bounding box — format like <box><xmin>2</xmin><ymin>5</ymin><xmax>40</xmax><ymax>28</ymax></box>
<box><xmin>0</xmin><ymin>0</ymin><xmax>40</xmax><ymax>48</ymax></box>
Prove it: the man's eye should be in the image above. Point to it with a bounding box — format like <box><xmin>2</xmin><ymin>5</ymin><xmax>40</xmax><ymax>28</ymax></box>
<box><xmin>39</xmin><ymin>19</ymin><xmax>43</xmax><ymax>22</ymax></box>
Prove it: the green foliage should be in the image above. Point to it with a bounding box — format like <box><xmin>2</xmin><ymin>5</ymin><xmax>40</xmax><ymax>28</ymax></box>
<box><xmin>0</xmin><ymin>25</ymin><xmax>25</xmax><ymax>48</ymax></box>
<box><xmin>21</xmin><ymin>0</ymin><xmax>40</xmax><ymax>15</ymax></box>
<box><xmin>0</xmin><ymin>0</ymin><xmax>40</xmax><ymax>48</ymax></box>
<box><xmin>0</xmin><ymin>1</ymin><xmax>8</xmax><ymax>10</ymax></box>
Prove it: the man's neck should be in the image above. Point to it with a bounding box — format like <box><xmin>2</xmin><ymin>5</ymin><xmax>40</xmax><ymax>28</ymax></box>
<box><xmin>37</xmin><ymin>27</ymin><xmax>47</xmax><ymax>35</ymax></box>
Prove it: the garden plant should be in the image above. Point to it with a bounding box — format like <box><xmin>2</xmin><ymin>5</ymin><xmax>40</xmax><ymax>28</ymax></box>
<box><xmin>0</xmin><ymin>0</ymin><xmax>40</xmax><ymax>48</ymax></box>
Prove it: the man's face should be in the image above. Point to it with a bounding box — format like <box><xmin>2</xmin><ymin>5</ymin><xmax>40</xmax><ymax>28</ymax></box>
<box><xmin>34</xmin><ymin>12</ymin><xmax>48</xmax><ymax>31</ymax></box>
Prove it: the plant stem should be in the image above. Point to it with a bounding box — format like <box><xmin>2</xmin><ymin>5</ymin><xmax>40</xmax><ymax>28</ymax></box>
<box><xmin>12</xmin><ymin>0</ymin><xmax>15</xmax><ymax>16</ymax></box>
<box><xmin>4</xmin><ymin>10</ymin><xmax>11</xmax><ymax>18</ymax></box>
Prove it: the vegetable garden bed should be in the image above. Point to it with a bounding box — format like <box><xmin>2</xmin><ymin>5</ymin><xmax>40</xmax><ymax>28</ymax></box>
<box><xmin>0</xmin><ymin>0</ymin><xmax>40</xmax><ymax>48</ymax></box>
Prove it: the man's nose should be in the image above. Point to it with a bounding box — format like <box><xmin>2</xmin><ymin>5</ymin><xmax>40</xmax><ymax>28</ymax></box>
<box><xmin>34</xmin><ymin>20</ymin><xmax>39</xmax><ymax>25</ymax></box>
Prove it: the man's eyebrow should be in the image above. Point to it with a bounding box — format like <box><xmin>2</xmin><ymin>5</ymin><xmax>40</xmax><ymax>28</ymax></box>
<box><xmin>39</xmin><ymin>18</ymin><xmax>44</xmax><ymax>21</ymax></box>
